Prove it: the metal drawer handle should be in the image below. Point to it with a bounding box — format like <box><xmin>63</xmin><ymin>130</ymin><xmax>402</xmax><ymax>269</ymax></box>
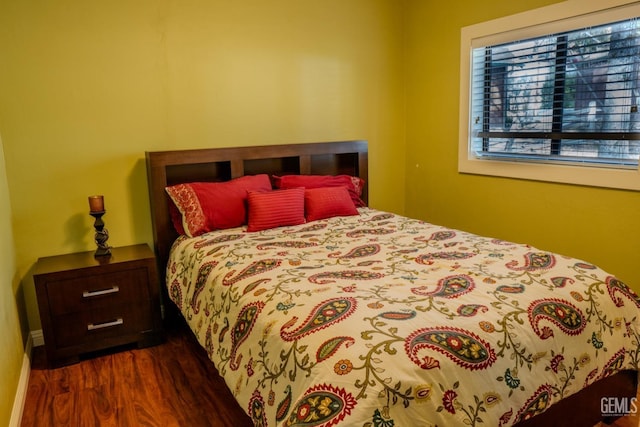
<box><xmin>87</xmin><ymin>318</ymin><xmax>124</xmax><ymax>331</ymax></box>
<box><xmin>82</xmin><ymin>285</ymin><xmax>120</xmax><ymax>298</ymax></box>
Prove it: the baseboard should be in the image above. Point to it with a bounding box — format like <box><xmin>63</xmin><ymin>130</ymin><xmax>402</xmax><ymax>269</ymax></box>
<box><xmin>9</xmin><ymin>332</ymin><xmax>33</xmax><ymax>427</ymax></box>
<box><xmin>31</xmin><ymin>329</ymin><xmax>44</xmax><ymax>347</ymax></box>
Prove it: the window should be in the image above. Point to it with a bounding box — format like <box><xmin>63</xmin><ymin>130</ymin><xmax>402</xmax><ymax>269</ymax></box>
<box><xmin>473</xmin><ymin>19</ymin><xmax>640</xmax><ymax>165</ymax></box>
<box><xmin>459</xmin><ymin>1</ymin><xmax>640</xmax><ymax>191</ymax></box>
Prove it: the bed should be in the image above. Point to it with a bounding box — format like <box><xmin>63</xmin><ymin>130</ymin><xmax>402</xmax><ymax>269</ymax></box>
<box><xmin>146</xmin><ymin>140</ymin><xmax>640</xmax><ymax>427</ymax></box>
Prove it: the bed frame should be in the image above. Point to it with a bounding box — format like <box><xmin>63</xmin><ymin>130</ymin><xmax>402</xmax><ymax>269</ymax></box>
<box><xmin>146</xmin><ymin>140</ymin><xmax>368</xmax><ymax>282</ymax></box>
<box><xmin>145</xmin><ymin>140</ymin><xmax>636</xmax><ymax>427</ymax></box>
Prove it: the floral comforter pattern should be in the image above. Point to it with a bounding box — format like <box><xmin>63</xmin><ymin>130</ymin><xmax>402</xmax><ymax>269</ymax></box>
<box><xmin>167</xmin><ymin>208</ymin><xmax>640</xmax><ymax>427</ymax></box>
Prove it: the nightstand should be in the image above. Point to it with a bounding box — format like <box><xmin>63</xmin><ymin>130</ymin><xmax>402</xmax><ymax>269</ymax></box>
<box><xmin>34</xmin><ymin>244</ymin><xmax>163</xmax><ymax>367</ymax></box>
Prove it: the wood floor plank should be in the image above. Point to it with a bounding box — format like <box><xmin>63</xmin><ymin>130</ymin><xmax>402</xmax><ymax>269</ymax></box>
<box><xmin>76</xmin><ymin>386</ymin><xmax>117</xmax><ymax>427</ymax></box>
<box><xmin>21</xmin><ymin>320</ymin><xmax>254</xmax><ymax>427</ymax></box>
<box><xmin>22</xmin><ymin>319</ymin><xmax>635</xmax><ymax>427</ymax></box>
<box><xmin>20</xmin><ymin>380</ymin><xmax>50</xmax><ymax>427</ymax></box>
<box><xmin>51</xmin><ymin>391</ymin><xmax>74</xmax><ymax>426</ymax></box>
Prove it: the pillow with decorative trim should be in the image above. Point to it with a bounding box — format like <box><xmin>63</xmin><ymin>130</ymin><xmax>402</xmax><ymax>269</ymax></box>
<box><xmin>168</xmin><ymin>200</ymin><xmax>186</xmax><ymax>236</ymax></box>
<box><xmin>272</xmin><ymin>174</ymin><xmax>365</xmax><ymax>207</ymax></box>
<box><xmin>165</xmin><ymin>174</ymin><xmax>271</xmax><ymax>236</ymax></box>
<box><xmin>304</xmin><ymin>186</ymin><xmax>359</xmax><ymax>222</ymax></box>
<box><xmin>247</xmin><ymin>188</ymin><xmax>306</xmax><ymax>232</ymax></box>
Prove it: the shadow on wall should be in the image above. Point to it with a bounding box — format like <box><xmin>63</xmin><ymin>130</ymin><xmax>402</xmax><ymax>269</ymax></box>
<box><xmin>129</xmin><ymin>158</ymin><xmax>153</xmax><ymax>248</ymax></box>
<box><xmin>13</xmin><ymin>270</ymin><xmax>29</xmax><ymax>348</ymax></box>
<box><xmin>16</xmin><ymin>265</ymin><xmax>37</xmax><ymax>343</ymax></box>
<box><xmin>64</xmin><ymin>213</ymin><xmax>91</xmax><ymax>254</ymax></box>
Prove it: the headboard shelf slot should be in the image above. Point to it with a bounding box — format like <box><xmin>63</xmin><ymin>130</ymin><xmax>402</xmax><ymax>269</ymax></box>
<box><xmin>244</xmin><ymin>156</ymin><xmax>300</xmax><ymax>177</ymax></box>
<box><xmin>166</xmin><ymin>161</ymin><xmax>232</xmax><ymax>185</ymax></box>
<box><xmin>309</xmin><ymin>152</ymin><xmax>360</xmax><ymax>176</ymax></box>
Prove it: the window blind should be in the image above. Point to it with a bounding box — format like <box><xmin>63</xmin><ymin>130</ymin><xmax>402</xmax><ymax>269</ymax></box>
<box><xmin>469</xmin><ymin>17</ymin><xmax>640</xmax><ymax>166</ymax></box>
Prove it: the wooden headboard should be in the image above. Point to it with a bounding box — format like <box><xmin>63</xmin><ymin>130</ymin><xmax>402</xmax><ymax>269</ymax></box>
<box><xmin>145</xmin><ymin>140</ymin><xmax>368</xmax><ymax>290</ymax></box>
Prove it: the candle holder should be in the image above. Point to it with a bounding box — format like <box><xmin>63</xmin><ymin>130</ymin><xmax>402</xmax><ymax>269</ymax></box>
<box><xmin>90</xmin><ymin>210</ymin><xmax>112</xmax><ymax>257</ymax></box>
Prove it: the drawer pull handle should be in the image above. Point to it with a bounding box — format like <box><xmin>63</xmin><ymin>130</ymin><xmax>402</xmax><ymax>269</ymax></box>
<box><xmin>82</xmin><ymin>286</ymin><xmax>120</xmax><ymax>298</ymax></box>
<box><xmin>87</xmin><ymin>318</ymin><xmax>124</xmax><ymax>331</ymax></box>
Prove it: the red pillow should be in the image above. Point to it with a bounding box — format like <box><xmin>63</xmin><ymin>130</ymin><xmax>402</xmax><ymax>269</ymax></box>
<box><xmin>304</xmin><ymin>186</ymin><xmax>359</xmax><ymax>222</ymax></box>
<box><xmin>165</xmin><ymin>174</ymin><xmax>272</xmax><ymax>236</ymax></box>
<box><xmin>246</xmin><ymin>188</ymin><xmax>306</xmax><ymax>232</ymax></box>
<box><xmin>273</xmin><ymin>174</ymin><xmax>365</xmax><ymax>207</ymax></box>
<box><xmin>168</xmin><ymin>200</ymin><xmax>186</xmax><ymax>235</ymax></box>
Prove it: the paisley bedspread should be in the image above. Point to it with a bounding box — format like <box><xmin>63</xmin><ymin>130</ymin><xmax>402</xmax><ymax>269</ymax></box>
<box><xmin>166</xmin><ymin>208</ymin><xmax>640</xmax><ymax>427</ymax></box>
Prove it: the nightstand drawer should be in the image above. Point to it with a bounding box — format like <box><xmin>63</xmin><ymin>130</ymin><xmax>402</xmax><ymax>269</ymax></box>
<box><xmin>52</xmin><ymin>301</ymin><xmax>154</xmax><ymax>348</ymax></box>
<box><xmin>46</xmin><ymin>268</ymin><xmax>150</xmax><ymax>315</ymax></box>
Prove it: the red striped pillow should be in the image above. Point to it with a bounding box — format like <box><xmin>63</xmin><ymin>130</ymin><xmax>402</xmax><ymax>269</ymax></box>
<box><xmin>246</xmin><ymin>188</ymin><xmax>306</xmax><ymax>232</ymax></box>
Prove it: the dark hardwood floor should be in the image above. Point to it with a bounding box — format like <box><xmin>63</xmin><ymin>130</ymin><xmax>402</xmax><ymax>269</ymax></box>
<box><xmin>21</xmin><ymin>321</ymin><xmax>253</xmax><ymax>427</ymax></box>
<box><xmin>21</xmin><ymin>320</ymin><xmax>639</xmax><ymax>427</ymax></box>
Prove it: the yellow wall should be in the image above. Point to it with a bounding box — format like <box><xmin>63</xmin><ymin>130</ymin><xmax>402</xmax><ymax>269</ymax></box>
<box><xmin>0</xmin><ymin>0</ymin><xmax>406</xmax><ymax>332</ymax></box>
<box><xmin>405</xmin><ymin>0</ymin><xmax>640</xmax><ymax>290</ymax></box>
<box><xmin>0</xmin><ymin>133</ymin><xmax>24</xmax><ymax>426</ymax></box>
<box><xmin>1</xmin><ymin>0</ymin><xmax>640</xmax><ymax>419</ymax></box>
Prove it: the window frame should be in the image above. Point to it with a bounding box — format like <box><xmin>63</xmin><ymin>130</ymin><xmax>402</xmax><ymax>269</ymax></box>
<box><xmin>458</xmin><ymin>0</ymin><xmax>640</xmax><ymax>191</ymax></box>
